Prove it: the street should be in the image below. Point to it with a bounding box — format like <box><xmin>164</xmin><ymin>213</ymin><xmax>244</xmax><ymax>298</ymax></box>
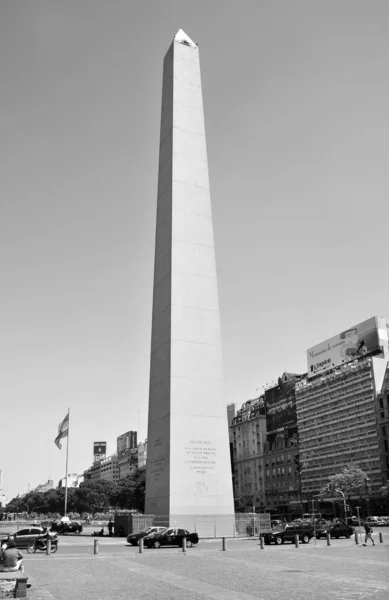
<box><xmin>23</xmin><ymin>533</ymin><xmax>389</xmax><ymax>600</ymax></box>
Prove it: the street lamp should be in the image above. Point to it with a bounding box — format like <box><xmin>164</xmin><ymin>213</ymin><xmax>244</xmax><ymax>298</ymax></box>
<box><xmin>365</xmin><ymin>478</ymin><xmax>371</xmax><ymax>517</ymax></box>
<box><xmin>356</xmin><ymin>505</ymin><xmax>362</xmax><ymax>538</ymax></box>
<box><xmin>335</xmin><ymin>489</ymin><xmax>347</xmax><ymax>520</ymax></box>
<box><xmin>312</xmin><ymin>493</ymin><xmax>323</xmax><ymax>543</ymax></box>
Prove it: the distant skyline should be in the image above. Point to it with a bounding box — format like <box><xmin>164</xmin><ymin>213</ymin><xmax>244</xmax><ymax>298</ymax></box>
<box><xmin>1</xmin><ymin>0</ymin><xmax>388</xmax><ymax>502</ymax></box>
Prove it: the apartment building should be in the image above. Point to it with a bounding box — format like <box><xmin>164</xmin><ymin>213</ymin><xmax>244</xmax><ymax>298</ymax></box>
<box><xmin>231</xmin><ymin>396</ymin><xmax>267</xmax><ymax>511</ymax></box>
<box><xmin>377</xmin><ymin>364</ymin><xmax>389</xmax><ymax>485</ymax></box>
<box><xmin>296</xmin><ymin>317</ymin><xmax>389</xmax><ymax>504</ymax></box>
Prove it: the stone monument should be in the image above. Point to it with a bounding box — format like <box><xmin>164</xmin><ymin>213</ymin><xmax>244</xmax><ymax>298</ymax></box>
<box><xmin>145</xmin><ymin>30</ymin><xmax>234</xmax><ymax>535</ymax></box>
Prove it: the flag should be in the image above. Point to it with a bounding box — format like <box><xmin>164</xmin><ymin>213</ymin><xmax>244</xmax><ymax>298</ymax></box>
<box><xmin>54</xmin><ymin>413</ymin><xmax>69</xmax><ymax>449</ymax></box>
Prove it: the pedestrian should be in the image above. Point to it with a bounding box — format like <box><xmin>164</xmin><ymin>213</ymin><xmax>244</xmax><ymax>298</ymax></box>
<box><xmin>0</xmin><ymin>539</ymin><xmax>24</xmax><ymax>573</ymax></box>
<box><xmin>363</xmin><ymin>522</ymin><xmax>375</xmax><ymax>546</ymax></box>
<box><xmin>108</xmin><ymin>520</ymin><xmax>113</xmax><ymax>537</ymax></box>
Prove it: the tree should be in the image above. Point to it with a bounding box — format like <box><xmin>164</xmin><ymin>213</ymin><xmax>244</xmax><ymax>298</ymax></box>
<box><xmin>321</xmin><ymin>464</ymin><xmax>369</xmax><ymax>503</ymax></box>
<box><xmin>378</xmin><ymin>482</ymin><xmax>389</xmax><ymax>497</ymax></box>
<box><xmin>72</xmin><ymin>480</ymin><xmax>114</xmax><ymax>513</ymax></box>
<box><xmin>131</xmin><ymin>468</ymin><xmax>146</xmax><ymax>512</ymax></box>
<box><xmin>110</xmin><ymin>468</ymin><xmax>146</xmax><ymax>511</ymax></box>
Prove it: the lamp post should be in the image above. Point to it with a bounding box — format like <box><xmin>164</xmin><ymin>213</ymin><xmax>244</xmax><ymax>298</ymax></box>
<box><xmin>356</xmin><ymin>505</ymin><xmax>362</xmax><ymax>538</ymax></box>
<box><xmin>312</xmin><ymin>494</ymin><xmax>322</xmax><ymax>544</ymax></box>
<box><xmin>365</xmin><ymin>478</ymin><xmax>371</xmax><ymax>517</ymax></box>
<box><xmin>335</xmin><ymin>489</ymin><xmax>347</xmax><ymax>521</ymax></box>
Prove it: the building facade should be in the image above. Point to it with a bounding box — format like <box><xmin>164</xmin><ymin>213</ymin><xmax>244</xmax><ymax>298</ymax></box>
<box><xmin>34</xmin><ymin>480</ymin><xmax>54</xmax><ymax>493</ymax></box>
<box><xmin>84</xmin><ymin>455</ymin><xmax>119</xmax><ymax>483</ymax></box>
<box><xmin>296</xmin><ymin>316</ymin><xmax>389</xmax><ymax>507</ymax></box>
<box><xmin>117</xmin><ymin>431</ymin><xmax>138</xmax><ymax>479</ymax></box>
<box><xmin>231</xmin><ymin>397</ymin><xmax>267</xmax><ymax>511</ymax></box>
<box><xmin>376</xmin><ymin>363</ymin><xmax>389</xmax><ymax>485</ymax></box>
<box><xmin>58</xmin><ymin>473</ymin><xmax>84</xmax><ymax>488</ymax></box>
<box><xmin>262</xmin><ymin>373</ymin><xmax>304</xmax><ymax>514</ymax></box>
<box><xmin>117</xmin><ymin>431</ymin><xmax>137</xmax><ymax>453</ymax></box>
<box><xmin>137</xmin><ymin>440</ymin><xmax>147</xmax><ymax>469</ymax></box>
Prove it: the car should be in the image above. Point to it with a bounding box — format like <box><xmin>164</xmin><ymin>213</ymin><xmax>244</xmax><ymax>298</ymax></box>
<box><xmin>51</xmin><ymin>520</ymin><xmax>83</xmax><ymax>534</ymax></box>
<box><xmin>380</xmin><ymin>516</ymin><xmax>389</xmax><ymax>525</ymax></box>
<box><xmin>1</xmin><ymin>527</ymin><xmax>58</xmax><ymax>549</ymax></box>
<box><xmin>144</xmin><ymin>527</ymin><xmax>199</xmax><ymax>549</ymax></box>
<box><xmin>263</xmin><ymin>522</ymin><xmax>314</xmax><ymax>545</ymax></box>
<box><xmin>364</xmin><ymin>516</ymin><xmax>385</xmax><ymax>527</ymax></box>
<box><xmin>127</xmin><ymin>527</ymin><xmax>167</xmax><ymax>546</ymax></box>
<box><xmin>315</xmin><ymin>522</ymin><xmax>353</xmax><ymax>539</ymax></box>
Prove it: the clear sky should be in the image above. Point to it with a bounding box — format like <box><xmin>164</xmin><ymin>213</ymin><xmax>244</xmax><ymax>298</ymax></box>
<box><xmin>1</xmin><ymin>0</ymin><xmax>388</xmax><ymax>503</ymax></box>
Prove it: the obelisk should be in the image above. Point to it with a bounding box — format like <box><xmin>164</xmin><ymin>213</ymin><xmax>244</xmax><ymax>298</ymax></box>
<box><xmin>145</xmin><ymin>30</ymin><xmax>234</xmax><ymax>534</ymax></box>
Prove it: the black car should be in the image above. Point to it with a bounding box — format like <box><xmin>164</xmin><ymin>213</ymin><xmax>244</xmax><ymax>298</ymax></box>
<box><xmin>263</xmin><ymin>522</ymin><xmax>314</xmax><ymax>545</ymax></box>
<box><xmin>127</xmin><ymin>527</ymin><xmax>167</xmax><ymax>546</ymax></box>
<box><xmin>51</xmin><ymin>520</ymin><xmax>83</xmax><ymax>534</ymax></box>
<box><xmin>144</xmin><ymin>527</ymin><xmax>199</xmax><ymax>549</ymax></box>
<box><xmin>1</xmin><ymin>527</ymin><xmax>58</xmax><ymax>549</ymax></box>
<box><xmin>315</xmin><ymin>522</ymin><xmax>353</xmax><ymax>539</ymax></box>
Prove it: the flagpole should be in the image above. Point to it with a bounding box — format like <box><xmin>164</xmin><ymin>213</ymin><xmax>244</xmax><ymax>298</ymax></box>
<box><xmin>64</xmin><ymin>408</ymin><xmax>70</xmax><ymax>517</ymax></box>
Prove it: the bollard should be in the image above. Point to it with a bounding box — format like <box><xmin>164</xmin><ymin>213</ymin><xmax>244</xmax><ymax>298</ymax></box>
<box><xmin>355</xmin><ymin>532</ymin><xmax>359</xmax><ymax>545</ymax></box>
<box><xmin>139</xmin><ymin>538</ymin><xmax>144</xmax><ymax>553</ymax></box>
<box><xmin>94</xmin><ymin>540</ymin><xmax>99</xmax><ymax>555</ymax></box>
<box><xmin>222</xmin><ymin>537</ymin><xmax>227</xmax><ymax>551</ymax></box>
<box><xmin>260</xmin><ymin>536</ymin><xmax>264</xmax><ymax>550</ymax></box>
<box><xmin>46</xmin><ymin>540</ymin><xmax>51</xmax><ymax>555</ymax></box>
<box><xmin>182</xmin><ymin>537</ymin><xmax>186</xmax><ymax>553</ymax></box>
<box><xmin>295</xmin><ymin>535</ymin><xmax>299</xmax><ymax>548</ymax></box>
<box><xmin>379</xmin><ymin>532</ymin><xmax>383</xmax><ymax>544</ymax></box>
<box><xmin>326</xmin><ymin>533</ymin><xmax>331</xmax><ymax>546</ymax></box>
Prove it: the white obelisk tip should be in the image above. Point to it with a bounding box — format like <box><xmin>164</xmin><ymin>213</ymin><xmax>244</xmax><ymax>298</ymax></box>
<box><xmin>174</xmin><ymin>29</ymin><xmax>197</xmax><ymax>48</ymax></box>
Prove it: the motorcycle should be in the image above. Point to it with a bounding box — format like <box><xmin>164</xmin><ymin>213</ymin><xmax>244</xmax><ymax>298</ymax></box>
<box><xmin>27</xmin><ymin>535</ymin><xmax>58</xmax><ymax>554</ymax></box>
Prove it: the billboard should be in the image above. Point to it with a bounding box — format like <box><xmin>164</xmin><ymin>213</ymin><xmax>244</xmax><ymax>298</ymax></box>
<box><xmin>307</xmin><ymin>316</ymin><xmax>387</xmax><ymax>378</ymax></box>
<box><xmin>93</xmin><ymin>442</ymin><xmax>107</xmax><ymax>456</ymax></box>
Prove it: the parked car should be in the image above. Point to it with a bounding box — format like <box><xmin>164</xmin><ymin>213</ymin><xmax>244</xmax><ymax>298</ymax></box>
<box><xmin>315</xmin><ymin>522</ymin><xmax>353</xmax><ymax>539</ymax></box>
<box><xmin>144</xmin><ymin>527</ymin><xmax>199</xmax><ymax>549</ymax></box>
<box><xmin>51</xmin><ymin>520</ymin><xmax>83</xmax><ymax>534</ymax></box>
<box><xmin>346</xmin><ymin>517</ymin><xmax>359</xmax><ymax>526</ymax></box>
<box><xmin>364</xmin><ymin>516</ymin><xmax>386</xmax><ymax>527</ymax></box>
<box><xmin>263</xmin><ymin>522</ymin><xmax>314</xmax><ymax>545</ymax></box>
<box><xmin>380</xmin><ymin>516</ymin><xmax>389</xmax><ymax>525</ymax></box>
<box><xmin>127</xmin><ymin>527</ymin><xmax>167</xmax><ymax>546</ymax></box>
<box><xmin>1</xmin><ymin>527</ymin><xmax>58</xmax><ymax>549</ymax></box>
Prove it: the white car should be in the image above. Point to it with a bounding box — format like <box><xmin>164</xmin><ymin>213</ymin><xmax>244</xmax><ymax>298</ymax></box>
<box><xmin>365</xmin><ymin>516</ymin><xmax>385</xmax><ymax>527</ymax></box>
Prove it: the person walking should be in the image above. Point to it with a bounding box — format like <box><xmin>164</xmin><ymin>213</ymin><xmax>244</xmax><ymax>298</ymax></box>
<box><xmin>363</xmin><ymin>522</ymin><xmax>375</xmax><ymax>546</ymax></box>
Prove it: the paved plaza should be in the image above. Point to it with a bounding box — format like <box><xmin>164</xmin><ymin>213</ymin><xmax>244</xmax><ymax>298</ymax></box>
<box><xmin>24</xmin><ymin>534</ymin><xmax>388</xmax><ymax>600</ymax></box>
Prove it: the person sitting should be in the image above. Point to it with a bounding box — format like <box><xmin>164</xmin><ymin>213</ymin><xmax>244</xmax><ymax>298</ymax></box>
<box><xmin>0</xmin><ymin>539</ymin><xmax>24</xmax><ymax>573</ymax></box>
<box><xmin>92</xmin><ymin>528</ymin><xmax>104</xmax><ymax>536</ymax></box>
